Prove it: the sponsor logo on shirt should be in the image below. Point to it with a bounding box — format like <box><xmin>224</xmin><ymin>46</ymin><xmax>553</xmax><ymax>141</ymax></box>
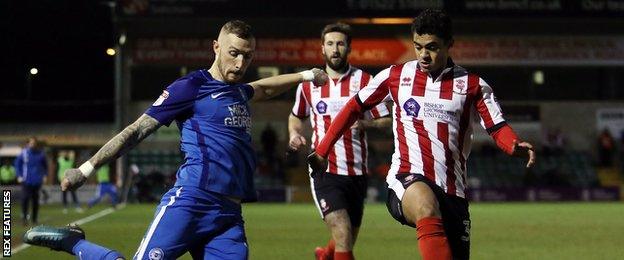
<box><xmin>422</xmin><ymin>102</ymin><xmax>459</xmax><ymax>122</ymax></box>
<box><xmin>400</xmin><ymin>77</ymin><xmax>412</xmax><ymax>87</ymax></box>
<box><xmin>316</xmin><ymin>101</ymin><xmax>328</xmax><ymax>114</ymax></box>
<box><xmin>211</xmin><ymin>91</ymin><xmax>229</xmax><ymax>99</ymax></box>
<box><xmin>328</xmin><ymin>100</ymin><xmax>347</xmax><ymax>114</ymax></box>
<box><xmin>224</xmin><ymin>104</ymin><xmax>252</xmax><ymax>133</ymax></box>
<box><xmin>403</xmin><ymin>98</ymin><xmax>420</xmax><ymax>117</ymax></box>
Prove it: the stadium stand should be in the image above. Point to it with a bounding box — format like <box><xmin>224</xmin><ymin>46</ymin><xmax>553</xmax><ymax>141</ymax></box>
<box><xmin>467</xmin><ymin>151</ymin><xmax>599</xmax><ymax>189</ymax></box>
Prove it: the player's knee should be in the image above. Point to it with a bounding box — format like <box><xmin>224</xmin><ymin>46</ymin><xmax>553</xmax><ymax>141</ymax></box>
<box><xmin>403</xmin><ymin>183</ymin><xmax>441</xmax><ymax>221</ymax></box>
<box><xmin>407</xmin><ymin>196</ymin><xmax>440</xmax><ymax>220</ymax></box>
<box><xmin>412</xmin><ymin>202</ymin><xmax>439</xmax><ymax>220</ymax></box>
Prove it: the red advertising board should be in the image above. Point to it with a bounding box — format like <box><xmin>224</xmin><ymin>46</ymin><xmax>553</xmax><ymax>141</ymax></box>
<box><xmin>133</xmin><ymin>38</ymin><xmax>413</xmax><ymax>66</ymax></box>
<box><xmin>133</xmin><ymin>37</ymin><xmax>624</xmax><ymax>66</ymax></box>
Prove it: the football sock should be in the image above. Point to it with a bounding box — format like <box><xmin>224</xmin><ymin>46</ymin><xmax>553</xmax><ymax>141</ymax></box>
<box><xmin>325</xmin><ymin>239</ymin><xmax>335</xmax><ymax>258</ymax></box>
<box><xmin>61</xmin><ymin>234</ymin><xmax>84</xmax><ymax>254</ymax></box>
<box><xmin>334</xmin><ymin>251</ymin><xmax>354</xmax><ymax>260</ymax></box>
<box><xmin>416</xmin><ymin>217</ymin><xmax>452</xmax><ymax>260</ymax></box>
<box><xmin>72</xmin><ymin>239</ymin><xmax>125</xmax><ymax>260</ymax></box>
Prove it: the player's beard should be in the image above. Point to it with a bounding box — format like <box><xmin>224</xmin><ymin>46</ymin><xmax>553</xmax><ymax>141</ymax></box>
<box><xmin>217</xmin><ymin>58</ymin><xmax>243</xmax><ymax>84</ymax></box>
<box><xmin>324</xmin><ymin>53</ymin><xmax>348</xmax><ymax>72</ymax></box>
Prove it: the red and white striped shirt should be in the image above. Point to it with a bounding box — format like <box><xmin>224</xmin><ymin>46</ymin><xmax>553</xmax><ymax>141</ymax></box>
<box><xmin>292</xmin><ymin>66</ymin><xmax>390</xmax><ymax>176</ymax></box>
<box><xmin>351</xmin><ymin>60</ymin><xmax>506</xmax><ymax>198</ymax></box>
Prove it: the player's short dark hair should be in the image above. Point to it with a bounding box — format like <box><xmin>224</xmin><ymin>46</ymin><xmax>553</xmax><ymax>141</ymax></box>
<box><xmin>222</xmin><ymin>20</ymin><xmax>254</xmax><ymax>39</ymax></box>
<box><xmin>321</xmin><ymin>22</ymin><xmax>352</xmax><ymax>46</ymax></box>
<box><xmin>411</xmin><ymin>9</ymin><xmax>453</xmax><ymax>44</ymax></box>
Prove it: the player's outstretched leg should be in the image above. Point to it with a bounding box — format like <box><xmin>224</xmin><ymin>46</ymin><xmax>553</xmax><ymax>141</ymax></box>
<box><xmin>23</xmin><ymin>225</ymin><xmax>125</xmax><ymax>260</ymax></box>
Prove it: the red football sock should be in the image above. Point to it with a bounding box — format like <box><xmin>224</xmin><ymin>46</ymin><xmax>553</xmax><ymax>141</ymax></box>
<box><xmin>416</xmin><ymin>217</ymin><xmax>452</xmax><ymax>260</ymax></box>
<box><xmin>334</xmin><ymin>251</ymin><xmax>354</xmax><ymax>260</ymax></box>
<box><xmin>325</xmin><ymin>239</ymin><xmax>335</xmax><ymax>257</ymax></box>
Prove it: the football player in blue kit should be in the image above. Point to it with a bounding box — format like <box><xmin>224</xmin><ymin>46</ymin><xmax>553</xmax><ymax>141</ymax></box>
<box><xmin>24</xmin><ymin>20</ymin><xmax>328</xmax><ymax>260</ymax></box>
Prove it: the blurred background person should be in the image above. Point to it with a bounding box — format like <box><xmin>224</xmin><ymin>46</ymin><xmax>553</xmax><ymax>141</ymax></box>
<box><xmin>87</xmin><ymin>163</ymin><xmax>118</xmax><ymax>209</ymax></box>
<box><xmin>58</xmin><ymin>150</ymin><xmax>83</xmax><ymax>213</ymax></box>
<box><xmin>15</xmin><ymin>136</ymin><xmax>48</xmax><ymax>226</ymax></box>
<box><xmin>543</xmin><ymin>126</ymin><xmax>565</xmax><ymax>157</ymax></box>
<box><xmin>598</xmin><ymin>128</ymin><xmax>615</xmax><ymax>167</ymax></box>
<box><xmin>0</xmin><ymin>158</ymin><xmax>17</xmax><ymax>185</ymax></box>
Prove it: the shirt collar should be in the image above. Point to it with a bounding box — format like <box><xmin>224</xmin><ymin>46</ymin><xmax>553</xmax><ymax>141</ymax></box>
<box><xmin>418</xmin><ymin>58</ymin><xmax>455</xmax><ymax>82</ymax></box>
<box><xmin>326</xmin><ymin>64</ymin><xmax>353</xmax><ymax>84</ymax></box>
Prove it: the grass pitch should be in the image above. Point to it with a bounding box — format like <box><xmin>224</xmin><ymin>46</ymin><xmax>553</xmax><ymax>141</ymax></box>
<box><xmin>10</xmin><ymin>202</ymin><xmax>624</xmax><ymax>259</ymax></box>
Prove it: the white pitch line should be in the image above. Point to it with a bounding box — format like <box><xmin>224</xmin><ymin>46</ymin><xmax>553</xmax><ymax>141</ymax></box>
<box><xmin>8</xmin><ymin>204</ymin><xmax>126</xmax><ymax>257</ymax></box>
<box><xmin>7</xmin><ymin>244</ymin><xmax>30</xmax><ymax>257</ymax></box>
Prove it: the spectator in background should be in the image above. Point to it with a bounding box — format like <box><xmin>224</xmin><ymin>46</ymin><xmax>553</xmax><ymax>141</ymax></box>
<box><xmin>0</xmin><ymin>158</ymin><xmax>17</xmax><ymax>184</ymax></box>
<box><xmin>620</xmin><ymin>130</ymin><xmax>624</xmax><ymax>175</ymax></box>
<box><xmin>87</xmin><ymin>164</ymin><xmax>118</xmax><ymax>209</ymax></box>
<box><xmin>58</xmin><ymin>151</ymin><xmax>83</xmax><ymax>214</ymax></box>
<box><xmin>598</xmin><ymin>128</ymin><xmax>615</xmax><ymax>167</ymax></box>
<box><xmin>15</xmin><ymin>137</ymin><xmax>48</xmax><ymax>226</ymax></box>
<box><xmin>543</xmin><ymin>127</ymin><xmax>565</xmax><ymax>157</ymax></box>
<box><xmin>127</xmin><ymin>164</ymin><xmax>141</xmax><ymax>203</ymax></box>
<box><xmin>259</xmin><ymin>123</ymin><xmax>284</xmax><ymax>183</ymax></box>
<box><xmin>261</xmin><ymin>123</ymin><xmax>278</xmax><ymax>161</ymax></box>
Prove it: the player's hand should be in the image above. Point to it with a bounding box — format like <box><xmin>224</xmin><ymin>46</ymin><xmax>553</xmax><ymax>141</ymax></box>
<box><xmin>310</xmin><ymin>68</ymin><xmax>329</xmax><ymax>86</ymax></box>
<box><xmin>288</xmin><ymin>134</ymin><xmax>307</xmax><ymax>152</ymax></box>
<box><xmin>511</xmin><ymin>140</ymin><xmax>536</xmax><ymax>168</ymax></box>
<box><xmin>307</xmin><ymin>151</ymin><xmax>327</xmax><ymax>175</ymax></box>
<box><xmin>61</xmin><ymin>169</ymin><xmax>87</xmax><ymax>191</ymax></box>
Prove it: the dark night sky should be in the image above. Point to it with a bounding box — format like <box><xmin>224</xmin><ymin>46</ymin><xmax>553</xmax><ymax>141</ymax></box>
<box><xmin>5</xmin><ymin>0</ymin><xmax>114</xmax><ymax>101</ymax></box>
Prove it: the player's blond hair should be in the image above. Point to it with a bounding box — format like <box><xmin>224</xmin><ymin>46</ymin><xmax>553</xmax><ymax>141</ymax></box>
<box><xmin>221</xmin><ymin>20</ymin><xmax>254</xmax><ymax>39</ymax></box>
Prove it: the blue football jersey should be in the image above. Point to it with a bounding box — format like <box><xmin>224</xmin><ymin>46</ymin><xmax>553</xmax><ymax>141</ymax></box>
<box><xmin>145</xmin><ymin>70</ymin><xmax>257</xmax><ymax>202</ymax></box>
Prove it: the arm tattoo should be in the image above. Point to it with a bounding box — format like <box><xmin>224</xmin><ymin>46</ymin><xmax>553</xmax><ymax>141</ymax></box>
<box><xmin>89</xmin><ymin>114</ymin><xmax>161</xmax><ymax>168</ymax></box>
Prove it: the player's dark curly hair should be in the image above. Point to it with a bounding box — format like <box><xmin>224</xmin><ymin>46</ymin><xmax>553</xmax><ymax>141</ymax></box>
<box><xmin>222</xmin><ymin>20</ymin><xmax>254</xmax><ymax>39</ymax></box>
<box><xmin>321</xmin><ymin>22</ymin><xmax>352</xmax><ymax>46</ymax></box>
<box><xmin>411</xmin><ymin>9</ymin><xmax>453</xmax><ymax>44</ymax></box>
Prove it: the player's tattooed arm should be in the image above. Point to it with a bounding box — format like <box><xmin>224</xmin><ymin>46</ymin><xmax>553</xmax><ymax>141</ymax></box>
<box><xmin>62</xmin><ymin>114</ymin><xmax>161</xmax><ymax>191</ymax></box>
<box><xmin>90</xmin><ymin>114</ymin><xmax>161</xmax><ymax>167</ymax></box>
<box><xmin>249</xmin><ymin>68</ymin><xmax>328</xmax><ymax>101</ymax></box>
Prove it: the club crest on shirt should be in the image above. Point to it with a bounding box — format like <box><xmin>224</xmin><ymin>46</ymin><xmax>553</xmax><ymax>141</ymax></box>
<box><xmin>350</xmin><ymin>81</ymin><xmax>360</xmax><ymax>91</ymax></box>
<box><xmin>320</xmin><ymin>198</ymin><xmax>330</xmax><ymax>212</ymax></box>
<box><xmin>148</xmin><ymin>248</ymin><xmax>164</xmax><ymax>260</ymax></box>
<box><xmin>152</xmin><ymin>90</ymin><xmax>169</xmax><ymax>106</ymax></box>
<box><xmin>403</xmin><ymin>98</ymin><xmax>420</xmax><ymax>117</ymax></box>
<box><xmin>455</xmin><ymin>79</ymin><xmax>466</xmax><ymax>91</ymax></box>
<box><xmin>316</xmin><ymin>101</ymin><xmax>328</xmax><ymax>114</ymax></box>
